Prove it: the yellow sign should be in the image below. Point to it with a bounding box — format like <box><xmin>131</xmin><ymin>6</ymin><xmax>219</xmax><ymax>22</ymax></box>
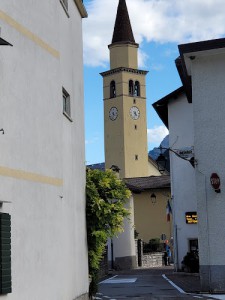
<box><xmin>186</xmin><ymin>212</ymin><xmax>198</xmax><ymax>224</ymax></box>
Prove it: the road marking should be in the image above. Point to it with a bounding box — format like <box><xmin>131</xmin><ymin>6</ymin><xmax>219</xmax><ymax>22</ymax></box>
<box><xmin>162</xmin><ymin>274</ymin><xmax>186</xmax><ymax>294</ymax></box>
<box><xmin>99</xmin><ymin>275</ymin><xmax>118</xmax><ymax>284</ymax></box>
<box><xmin>100</xmin><ymin>275</ymin><xmax>137</xmax><ymax>284</ymax></box>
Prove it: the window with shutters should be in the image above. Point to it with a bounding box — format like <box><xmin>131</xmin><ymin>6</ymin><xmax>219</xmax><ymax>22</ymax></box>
<box><xmin>0</xmin><ymin>213</ymin><xmax>12</xmax><ymax>295</ymax></box>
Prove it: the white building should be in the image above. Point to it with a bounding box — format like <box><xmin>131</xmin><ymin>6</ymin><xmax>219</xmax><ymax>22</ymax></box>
<box><xmin>0</xmin><ymin>1</ymin><xmax>89</xmax><ymax>299</ymax></box>
<box><xmin>153</xmin><ymin>87</ymin><xmax>198</xmax><ymax>271</ymax></box>
<box><xmin>154</xmin><ymin>38</ymin><xmax>225</xmax><ymax>292</ymax></box>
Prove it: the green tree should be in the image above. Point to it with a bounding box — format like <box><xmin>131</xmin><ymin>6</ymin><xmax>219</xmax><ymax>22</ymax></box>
<box><xmin>86</xmin><ymin>168</ymin><xmax>131</xmax><ymax>296</ymax></box>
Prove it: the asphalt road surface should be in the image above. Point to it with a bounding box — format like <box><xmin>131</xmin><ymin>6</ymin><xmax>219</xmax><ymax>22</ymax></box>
<box><xmin>97</xmin><ymin>268</ymin><xmax>218</xmax><ymax>300</ymax></box>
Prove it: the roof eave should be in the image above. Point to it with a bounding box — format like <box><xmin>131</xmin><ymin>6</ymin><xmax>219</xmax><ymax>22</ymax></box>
<box><xmin>152</xmin><ymin>86</ymin><xmax>184</xmax><ymax>128</ymax></box>
<box><xmin>74</xmin><ymin>0</ymin><xmax>88</xmax><ymax>18</ymax></box>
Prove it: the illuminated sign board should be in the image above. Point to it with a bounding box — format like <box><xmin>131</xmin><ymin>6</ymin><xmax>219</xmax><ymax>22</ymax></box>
<box><xmin>186</xmin><ymin>212</ymin><xmax>198</xmax><ymax>224</ymax></box>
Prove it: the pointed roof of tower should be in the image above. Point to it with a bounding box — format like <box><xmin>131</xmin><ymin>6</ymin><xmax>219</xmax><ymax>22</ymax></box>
<box><xmin>111</xmin><ymin>0</ymin><xmax>136</xmax><ymax>45</ymax></box>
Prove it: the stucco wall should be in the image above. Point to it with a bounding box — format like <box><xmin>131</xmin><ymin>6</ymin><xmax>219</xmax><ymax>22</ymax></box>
<box><xmin>133</xmin><ymin>189</ymin><xmax>172</xmax><ymax>243</ymax></box>
<box><xmin>108</xmin><ymin>196</ymin><xmax>137</xmax><ymax>270</ymax></box>
<box><xmin>0</xmin><ymin>1</ymin><xmax>88</xmax><ymax>299</ymax></box>
<box><xmin>191</xmin><ymin>52</ymin><xmax>225</xmax><ymax>291</ymax></box>
<box><xmin>168</xmin><ymin>94</ymin><xmax>198</xmax><ymax>270</ymax></box>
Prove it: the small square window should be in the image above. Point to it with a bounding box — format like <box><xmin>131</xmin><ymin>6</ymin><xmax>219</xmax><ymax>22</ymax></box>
<box><xmin>134</xmin><ymin>125</ymin><xmax>137</xmax><ymax>130</ymax></box>
<box><xmin>62</xmin><ymin>87</ymin><xmax>71</xmax><ymax>120</ymax></box>
<box><xmin>135</xmin><ymin>155</ymin><xmax>138</xmax><ymax>160</ymax></box>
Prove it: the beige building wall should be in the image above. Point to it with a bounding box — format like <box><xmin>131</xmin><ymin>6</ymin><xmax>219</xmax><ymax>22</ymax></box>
<box><xmin>148</xmin><ymin>160</ymin><xmax>162</xmax><ymax>176</ymax></box>
<box><xmin>109</xmin><ymin>43</ymin><xmax>138</xmax><ymax>69</ymax></box>
<box><xmin>133</xmin><ymin>189</ymin><xmax>172</xmax><ymax>243</ymax></box>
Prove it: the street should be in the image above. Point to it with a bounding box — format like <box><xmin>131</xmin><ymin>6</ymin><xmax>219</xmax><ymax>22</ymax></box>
<box><xmin>97</xmin><ymin>268</ymin><xmax>220</xmax><ymax>300</ymax></box>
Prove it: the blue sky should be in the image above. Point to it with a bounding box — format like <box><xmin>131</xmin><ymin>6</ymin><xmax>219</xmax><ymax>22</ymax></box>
<box><xmin>82</xmin><ymin>0</ymin><xmax>225</xmax><ymax>165</ymax></box>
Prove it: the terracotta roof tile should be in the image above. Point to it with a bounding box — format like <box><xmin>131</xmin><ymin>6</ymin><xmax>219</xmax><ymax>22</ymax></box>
<box><xmin>124</xmin><ymin>175</ymin><xmax>170</xmax><ymax>192</ymax></box>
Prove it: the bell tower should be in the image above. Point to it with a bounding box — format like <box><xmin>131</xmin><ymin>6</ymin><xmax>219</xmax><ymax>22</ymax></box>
<box><xmin>101</xmin><ymin>0</ymin><xmax>149</xmax><ymax>179</ymax></box>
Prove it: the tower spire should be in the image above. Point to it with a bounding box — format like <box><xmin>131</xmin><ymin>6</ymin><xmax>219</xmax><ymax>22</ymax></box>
<box><xmin>111</xmin><ymin>0</ymin><xmax>136</xmax><ymax>44</ymax></box>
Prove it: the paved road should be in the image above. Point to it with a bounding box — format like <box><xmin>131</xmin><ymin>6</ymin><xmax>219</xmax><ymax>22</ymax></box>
<box><xmin>97</xmin><ymin>268</ymin><xmax>218</xmax><ymax>300</ymax></box>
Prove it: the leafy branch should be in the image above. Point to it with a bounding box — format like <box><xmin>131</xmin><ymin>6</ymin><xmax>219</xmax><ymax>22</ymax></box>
<box><xmin>86</xmin><ymin>168</ymin><xmax>131</xmax><ymax>296</ymax></box>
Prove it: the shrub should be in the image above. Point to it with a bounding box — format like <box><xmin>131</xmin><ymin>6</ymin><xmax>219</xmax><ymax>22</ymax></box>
<box><xmin>182</xmin><ymin>251</ymin><xmax>199</xmax><ymax>273</ymax></box>
<box><xmin>86</xmin><ymin>168</ymin><xmax>131</xmax><ymax>296</ymax></box>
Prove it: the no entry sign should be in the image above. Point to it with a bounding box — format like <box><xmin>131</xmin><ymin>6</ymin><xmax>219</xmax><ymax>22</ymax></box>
<box><xmin>210</xmin><ymin>173</ymin><xmax>221</xmax><ymax>192</ymax></box>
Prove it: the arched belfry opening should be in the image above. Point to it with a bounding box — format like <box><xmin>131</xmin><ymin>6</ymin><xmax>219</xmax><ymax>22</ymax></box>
<box><xmin>110</xmin><ymin>80</ymin><xmax>116</xmax><ymax>98</ymax></box>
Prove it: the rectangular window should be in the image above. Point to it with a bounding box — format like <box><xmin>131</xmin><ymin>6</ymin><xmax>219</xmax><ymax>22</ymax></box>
<box><xmin>62</xmin><ymin>87</ymin><xmax>72</xmax><ymax>121</ymax></box>
<box><xmin>0</xmin><ymin>213</ymin><xmax>12</xmax><ymax>295</ymax></box>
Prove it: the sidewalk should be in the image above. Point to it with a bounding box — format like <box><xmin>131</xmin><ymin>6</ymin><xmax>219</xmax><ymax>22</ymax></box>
<box><xmin>165</xmin><ymin>269</ymin><xmax>225</xmax><ymax>300</ymax></box>
<box><xmin>166</xmin><ymin>271</ymin><xmax>201</xmax><ymax>293</ymax></box>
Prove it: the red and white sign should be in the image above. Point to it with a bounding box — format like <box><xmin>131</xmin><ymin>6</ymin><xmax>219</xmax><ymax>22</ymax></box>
<box><xmin>210</xmin><ymin>173</ymin><xmax>220</xmax><ymax>190</ymax></box>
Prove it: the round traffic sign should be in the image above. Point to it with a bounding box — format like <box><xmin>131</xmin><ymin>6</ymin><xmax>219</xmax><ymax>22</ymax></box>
<box><xmin>210</xmin><ymin>173</ymin><xmax>220</xmax><ymax>190</ymax></box>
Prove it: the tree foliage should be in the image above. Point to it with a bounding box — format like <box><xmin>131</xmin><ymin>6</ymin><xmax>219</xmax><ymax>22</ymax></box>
<box><xmin>86</xmin><ymin>168</ymin><xmax>131</xmax><ymax>295</ymax></box>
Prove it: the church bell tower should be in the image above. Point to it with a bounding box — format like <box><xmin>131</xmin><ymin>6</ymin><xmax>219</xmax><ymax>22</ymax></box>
<box><xmin>101</xmin><ymin>0</ymin><xmax>149</xmax><ymax>179</ymax></box>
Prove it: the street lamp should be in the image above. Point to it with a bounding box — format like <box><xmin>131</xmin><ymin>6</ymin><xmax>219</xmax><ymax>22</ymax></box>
<box><xmin>156</xmin><ymin>146</ymin><xmax>197</xmax><ymax>174</ymax></box>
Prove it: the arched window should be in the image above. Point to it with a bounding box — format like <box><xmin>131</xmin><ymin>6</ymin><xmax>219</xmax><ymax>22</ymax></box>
<box><xmin>110</xmin><ymin>81</ymin><xmax>116</xmax><ymax>98</ymax></box>
<box><xmin>134</xmin><ymin>81</ymin><xmax>140</xmax><ymax>96</ymax></box>
<box><xmin>129</xmin><ymin>80</ymin><xmax>134</xmax><ymax>96</ymax></box>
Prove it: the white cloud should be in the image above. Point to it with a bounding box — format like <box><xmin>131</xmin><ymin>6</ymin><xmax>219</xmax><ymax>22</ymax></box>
<box><xmin>83</xmin><ymin>0</ymin><xmax>225</xmax><ymax>67</ymax></box>
<box><xmin>85</xmin><ymin>135</ymin><xmax>99</xmax><ymax>145</ymax></box>
<box><xmin>147</xmin><ymin>125</ymin><xmax>169</xmax><ymax>146</ymax></box>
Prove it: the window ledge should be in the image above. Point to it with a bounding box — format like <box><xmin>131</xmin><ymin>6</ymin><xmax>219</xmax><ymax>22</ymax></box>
<box><xmin>59</xmin><ymin>0</ymin><xmax>70</xmax><ymax>18</ymax></box>
<box><xmin>63</xmin><ymin>111</ymin><xmax>73</xmax><ymax>122</ymax></box>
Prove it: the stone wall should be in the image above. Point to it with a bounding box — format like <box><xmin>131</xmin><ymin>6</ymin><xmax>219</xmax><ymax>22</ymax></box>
<box><xmin>136</xmin><ymin>239</ymin><xmax>163</xmax><ymax>268</ymax></box>
<box><xmin>142</xmin><ymin>253</ymin><xmax>163</xmax><ymax>268</ymax></box>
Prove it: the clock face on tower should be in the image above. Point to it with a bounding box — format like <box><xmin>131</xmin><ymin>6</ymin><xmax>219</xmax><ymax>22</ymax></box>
<box><xmin>109</xmin><ymin>107</ymin><xmax>118</xmax><ymax>121</ymax></box>
<box><xmin>130</xmin><ymin>106</ymin><xmax>140</xmax><ymax>120</ymax></box>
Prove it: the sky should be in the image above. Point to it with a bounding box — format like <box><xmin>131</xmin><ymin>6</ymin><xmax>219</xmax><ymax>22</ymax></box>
<box><xmin>82</xmin><ymin>0</ymin><xmax>225</xmax><ymax>165</ymax></box>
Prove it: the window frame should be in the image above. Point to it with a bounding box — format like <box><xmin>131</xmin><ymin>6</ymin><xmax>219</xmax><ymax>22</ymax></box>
<box><xmin>59</xmin><ymin>0</ymin><xmax>70</xmax><ymax>17</ymax></box>
<box><xmin>62</xmin><ymin>87</ymin><xmax>73</xmax><ymax>122</ymax></box>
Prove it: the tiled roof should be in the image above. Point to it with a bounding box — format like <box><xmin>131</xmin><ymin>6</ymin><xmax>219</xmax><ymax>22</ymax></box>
<box><xmin>124</xmin><ymin>175</ymin><xmax>170</xmax><ymax>192</ymax></box>
<box><xmin>111</xmin><ymin>0</ymin><xmax>136</xmax><ymax>45</ymax></box>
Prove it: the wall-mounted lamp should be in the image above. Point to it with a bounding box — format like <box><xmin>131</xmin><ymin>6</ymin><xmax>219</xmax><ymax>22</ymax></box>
<box><xmin>150</xmin><ymin>193</ymin><xmax>156</xmax><ymax>204</ymax></box>
<box><xmin>156</xmin><ymin>146</ymin><xmax>197</xmax><ymax>174</ymax></box>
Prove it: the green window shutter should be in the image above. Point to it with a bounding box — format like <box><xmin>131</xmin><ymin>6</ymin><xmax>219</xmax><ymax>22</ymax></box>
<box><xmin>0</xmin><ymin>213</ymin><xmax>12</xmax><ymax>294</ymax></box>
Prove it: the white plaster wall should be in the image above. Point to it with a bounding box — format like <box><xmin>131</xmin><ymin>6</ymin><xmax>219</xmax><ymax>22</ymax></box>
<box><xmin>111</xmin><ymin>196</ymin><xmax>136</xmax><ymax>263</ymax></box>
<box><xmin>168</xmin><ymin>94</ymin><xmax>198</xmax><ymax>269</ymax></box>
<box><xmin>0</xmin><ymin>1</ymin><xmax>88</xmax><ymax>299</ymax></box>
<box><xmin>191</xmin><ymin>53</ymin><xmax>225</xmax><ymax>268</ymax></box>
